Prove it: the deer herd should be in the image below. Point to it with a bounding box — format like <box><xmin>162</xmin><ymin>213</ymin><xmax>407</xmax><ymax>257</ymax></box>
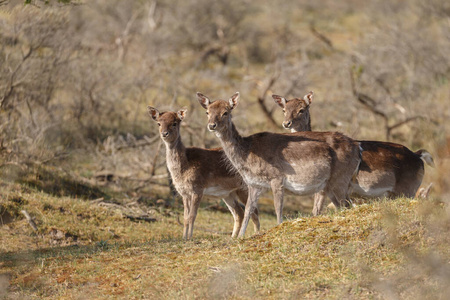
<box><xmin>148</xmin><ymin>91</ymin><xmax>434</xmax><ymax>240</ymax></box>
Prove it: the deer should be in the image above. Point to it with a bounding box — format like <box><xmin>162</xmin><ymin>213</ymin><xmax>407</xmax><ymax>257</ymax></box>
<box><xmin>147</xmin><ymin>106</ymin><xmax>260</xmax><ymax>240</ymax></box>
<box><xmin>272</xmin><ymin>91</ymin><xmax>435</xmax><ymax>205</ymax></box>
<box><xmin>197</xmin><ymin>92</ymin><xmax>362</xmax><ymax>238</ymax></box>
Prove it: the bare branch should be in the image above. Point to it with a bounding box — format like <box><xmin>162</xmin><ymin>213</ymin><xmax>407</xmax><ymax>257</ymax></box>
<box><xmin>309</xmin><ymin>22</ymin><xmax>334</xmax><ymax>50</ymax></box>
<box><xmin>20</xmin><ymin>210</ymin><xmax>38</xmax><ymax>232</ymax></box>
<box><xmin>257</xmin><ymin>73</ymin><xmax>281</xmax><ymax>128</ymax></box>
<box><xmin>114</xmin><ymin>134</ymin><xmax>160</xmax><ymax>151</ymax></box>
<box><xmin>149</xmin><ymin>138</ymin><xmax>162</xmax><ymax>177</ymax></box>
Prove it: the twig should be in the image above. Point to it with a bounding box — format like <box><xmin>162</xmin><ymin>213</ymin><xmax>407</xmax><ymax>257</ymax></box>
<box><xmin>125</xmin><ymin>215</ymin><xmax>157</xmax><ymax>223</ymax></box>
<box><xmin>115</xmin><ymin>135</ymin><xmax>160</xmax><ymax>151</ymax></box>
<box><xmin>309</xmin><ymin>22</ymin><xmax>334</xmax><ymax>49</ymax></box>
<box><xmin>387</xmin><ymin>116</ymin><xmax>425</xmax><ymax>133</ymax></box>
<box><xmin>149</xmin><ymin>138</ymin><xmax>162</xmax><ymax>176</ymax></box>
<box><xmin>257</xmin><ymin>73</ymin><xmax>281</xmax><ymax>128</ymax></box>
<box><xmin>350</xmin><ymin>68</ymin><xmax>428</xmax><ymax>140</ymax></box>
<box><xmin>21</xmin><ymin>210</ymin><xmax>38</xmax><ymax>232</ymax></box>
<box><xmin>91</xmin><ymin>197</ymin><xmax>105</xmax><ymax>203</ymax></box>
<box><xmin>349</xmin><ymin>68</ymin><xmax>390</xmax><ymax>139</ymax></box>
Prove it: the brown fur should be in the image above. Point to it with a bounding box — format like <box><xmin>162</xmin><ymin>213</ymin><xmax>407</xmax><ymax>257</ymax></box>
<box><xmin>273</xmin><ymin>91</ymin><xmax>435</xmax><ymax>201</ymax></box>
<box><xmin>198</xmin><ymin>92</ymin><xmax>361</xmax><ymax>238</ymax></box>
<box><xmin>147</xmin><ymin>107</ymin><xmax>260</xmax><ymax>240</ymax></box>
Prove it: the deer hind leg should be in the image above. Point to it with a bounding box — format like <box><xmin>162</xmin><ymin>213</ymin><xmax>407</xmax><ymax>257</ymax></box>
<box><xmin>236</xmin><ymin>188</ymin><xmax>260</xmax><ymax>234</ymax></box>
<box><xmin>327</xmin><ymin>186</ymin><xmax>352</xmax><ymax>209</ymax></box>
<box><xmin>327</xmin><ymin>163</ymin><xmax>359</xmax><ymax>209</ymax></box>
<box><xmin>395</xmin><ymin>167</ymin><xmax>424</xmax><ymax>199</ymax></box>
<box><xmin>187</xmin><ymin>193</ymin><xmax>203</xmax><ymax>240</ymax></box>
<box><xmin>326</xmin><ymin>174</ymin><xmax>352</xmax><ymax>209</ymax></box>
<box><xmin>271</xmin><ymin>178</ymin><xmax>284</xmax><ymax>224</ymax></box>
<box><xmin>222</xmin><ymin>193</ymin><xmax>244</xmax><ymax>238</ymax></box>
<box><xmin>312</xmin><ymin>190</ymin><xmax>327</xmax><ymax>216</ymax></box>
<box><xmin>239</xmin><ymin>185</ymin><xmax>263</xmax><ymax>238</ymax></box>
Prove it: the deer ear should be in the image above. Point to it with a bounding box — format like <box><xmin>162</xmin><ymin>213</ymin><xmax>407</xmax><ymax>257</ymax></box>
<box><xmin>229</xmin><ymin>92</ymin><xmax>240</xmax><ymax>110</ymax></box>
<box><xmin>272</xmin><ymin>94</ymin><xmax>287</xmax><ymax>108</ymax></box>
<box><xmin>177</xmin><ymin>108</ymin><xmax>187</xmax><ymax>121</ymax></box>
<box><xmin>147</xmin><ymin>106</ymin><xmax>160</xmax><ymax>121</ymax></box>
<box><xmin>197</xmin><ymin>92</ymin><xmax>211</xmax><ymax>110</ymax></box>
<box><xmin>303</xmin><ymin>91</ymin><xmax>314</xmax><ymax>106</ymax></box>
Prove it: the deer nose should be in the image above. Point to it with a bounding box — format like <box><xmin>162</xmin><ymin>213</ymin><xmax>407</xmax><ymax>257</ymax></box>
<box><xmin>208</xmin><ymin>123</ymin><xmax>217</xmax><ymax>131</ymax></box>
<box><xmin>283</xmin><ymin>121</ymin><xmax>292</xmax><ymax>129</ymax></box>
<box><xmin>161</xmin><ymin>131</ymin><xmax>169</xmax><ymax>137</ymax></box>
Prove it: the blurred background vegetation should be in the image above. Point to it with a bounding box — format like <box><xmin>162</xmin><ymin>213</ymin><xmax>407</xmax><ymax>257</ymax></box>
<box><xmin>0</xmin><ymin>0</ymin><xmax>449</xmax><ymax>204</ymax></box>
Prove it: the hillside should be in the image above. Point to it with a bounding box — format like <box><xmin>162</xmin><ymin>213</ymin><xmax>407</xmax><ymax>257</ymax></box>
<box><xmin>1</xmin><ymin>173</ymin><xmax>449</xmax><ymax>299</ymax></box>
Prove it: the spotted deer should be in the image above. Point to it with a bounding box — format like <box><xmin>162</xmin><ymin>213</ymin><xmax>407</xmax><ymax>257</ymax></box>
<box><xmin>147</xmin><ymin>107</ymin><xmax>260</xmax><ymax>240</ymax></box>
<box><xmin>197</xmin><ymin>92</ymin><xmax>361</xmax><ymax>238</ymax></box>
<box><xmin>272</xmin><ymin>91</ymin><xmax>435</xmax><ymax>202</ymax></box>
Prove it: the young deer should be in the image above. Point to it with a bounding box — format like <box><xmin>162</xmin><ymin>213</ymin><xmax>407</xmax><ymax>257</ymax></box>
<box><xmin>197</xmin><ymin>92</ymin><xmax>361</xmax><ymax>238</ymax></box>
<box><xmin>147</xmin><ymin>107</ymin><xmax>260</xmax><ymax>240</ymax></box>
<box><xmin>272</xmin><ymin>91</ymin><xmax>435</xmax><ymax>200</ymax></box>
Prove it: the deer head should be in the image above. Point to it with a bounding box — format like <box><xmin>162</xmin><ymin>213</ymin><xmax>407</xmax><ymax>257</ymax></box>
<box><xmin>197</xmin><ymin>92</ymin><xmax>239</xmax><ymax>134</ymax></box>
<box><xmin>272</xmin><ymin>91</ymin><xmax>313</xmax><ymax>130</ymax></box>
<box><xmin>147</xmin><ymin>106</ymin><xmax>187</xmax><ymax>144</ymax></box>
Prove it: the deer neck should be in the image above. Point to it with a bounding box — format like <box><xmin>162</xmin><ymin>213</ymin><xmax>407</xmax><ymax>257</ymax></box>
<box><xmin>164</xmin><ymin>137</ymin><xmax>188</xmax><ymax>177</ymax></box>
<box><xmin>216</xmin><ymin>122</ymin><xmax>247</xmax><ymax>171</ymax></box>
<box><xmin>292</xmin><ymin>112</ymin><xmax>311</xmax><ymax>132</ymax></box>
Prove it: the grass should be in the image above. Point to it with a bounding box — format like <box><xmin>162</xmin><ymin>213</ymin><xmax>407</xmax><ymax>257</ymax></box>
<box><xmin>1</xmin><ymin>173</ymin><xmax>450</xmax><ymax>299</ymax></box>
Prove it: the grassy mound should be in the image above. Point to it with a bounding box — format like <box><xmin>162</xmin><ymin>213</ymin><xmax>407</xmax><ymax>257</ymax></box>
<box><xmin>1</xmin><ymin>180</ymin><xmax>449</xmax><ymax>299</ymax></box>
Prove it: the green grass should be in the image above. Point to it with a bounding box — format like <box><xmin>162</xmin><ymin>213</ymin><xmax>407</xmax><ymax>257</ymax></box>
<box><xmin>1</xmin><ymin>176</ymin><xmax>449</xmax><ymax>299</ymax></box>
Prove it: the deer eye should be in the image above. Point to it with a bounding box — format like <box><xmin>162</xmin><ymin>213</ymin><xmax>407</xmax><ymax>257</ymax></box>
<box><xmin>298</xmin><ymin>109</ymin><xmax>304</xmax><ymax>114</ymax></box>
<box><xmin>172</xmin><ymin>122</ymin><xmax>177</xmax><ymax>127</ymax></box>
<box><xmin>205</xmin><ymin>111</ymin><xmax>209</xmax><ymax>115</ymax></box>
<box><xmin>282</xmin><ymin>109</ymin><xmax>286</xmax><ymax>113</ymax></box>
<box><xmin>157</xmin><ymin>123</ymin><xmax>161</xmax><ymax>126</ymax></box>
<box><xmin>222</xmin><ymin>111</ymin><xmax>228</xmax><ymax>117</ymax></box>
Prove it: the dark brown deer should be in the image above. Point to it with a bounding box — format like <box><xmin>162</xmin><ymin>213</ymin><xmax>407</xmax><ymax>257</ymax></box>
<box><xmin>147</xmin><ymin>107</ymin><xmax>260</xmax><ymax>240</ymax></box>
<box><xmin>272</xmin><ymin>91</ymin><xmax>435</xmax><ymax>202</ymax></box>
<box><xmin>197</xmin><ymin>92</ymin><xmax>361</xmax><ymax>237</ymax></box>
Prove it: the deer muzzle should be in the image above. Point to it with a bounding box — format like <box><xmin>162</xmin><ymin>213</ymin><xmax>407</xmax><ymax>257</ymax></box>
<box><xmin>208</xmin><ymin>123</ymin><xmax>217</xmax><ymax>131</ymax></box>
<box><xmin>283</xmin><ymin>121</ymin><xmax>292</xmax><ymax>129</ymax></box>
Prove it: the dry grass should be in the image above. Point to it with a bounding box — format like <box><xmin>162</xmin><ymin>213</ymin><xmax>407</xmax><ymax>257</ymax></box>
<box><xmin>1</xmin><ymin>172</ymin><xmax>450</xmax><ymax>299</ymax></box>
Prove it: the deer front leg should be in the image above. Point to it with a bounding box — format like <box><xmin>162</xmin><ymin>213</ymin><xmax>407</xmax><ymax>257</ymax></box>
<box><xmin>250</xmin><ymin>206</ymin><xmax>261</xmax><ymax>234</ymax></box>
<box><xmin>238</xmin><ymin>185</ymin><xmax>262</xmax><ymax>238</ymax></box>
<box><xmin>271</xmin><ymin>178</ymin><xmax>284</xmax><ymax>224</ymax></box>
<box><xmin>312</xmin><ymin>190</ymin><xmax>326</xmax><ymax>216</ymax></box>
<box><xmin>182</xmin><ymin>197</ymin><xmax>190</xmax><ymax>240</ymax></box>
<box><xmin>222</xmin><ymin>194</ymin><xmax>244</xmax><ymax>238</ymax></box>
<box><xmin>187</xmin><ymin>193</ymin><xmax>202</xmax><ymax>240</ymax></box>
<box><xmin>236</xmin><ymin>189</ymin><xmax>260</xmax><ymax>234</ymax></box>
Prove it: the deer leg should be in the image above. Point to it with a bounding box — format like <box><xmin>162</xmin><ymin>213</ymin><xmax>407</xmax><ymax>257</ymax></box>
<box><xmin>236</xmin><ymin>188</ymin><xmax>260</xmax><ymax>234</ymax></box>
<box><xmin>238</xmin><ymin>185</ymin><xmax>262</xmax><ymax>238</ymax></box>
<box><xmin>271</xmin><ymin>179</ymin><xmax>284</xmax><ymax>224</ymax></box>
<box><xmin>182</xmin><ymin>197</ymin><xmax>190</xmax><ymax>240</ymax></box>
<box><xmin>312</xmin><ymin>190</ymin><xmax>327</xmax><ymax>216</ymax></box>
<box><xmin>187</xmin><ymin>194</ymin><xmax>202</xmax><ymax>240</ymax></box>
<box><xmin>250</xmin><ymin>205</ymin><xmax>261</xmax><ymax>234</ymax></box>
<box><xmin>222</xmin><ymin>194</ymin><xmax>244</xmax><ymax>238</ymax></box>
<box><xmin>327</xmin><ymin>188</ymin><xmax>351</xmax><ymax>209</ymax></box>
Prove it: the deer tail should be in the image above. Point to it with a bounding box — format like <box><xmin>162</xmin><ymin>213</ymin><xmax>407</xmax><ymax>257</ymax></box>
<box><xmin>415</xmin><ymin>149</ymin><xmax>435</xmax><ymax>168</ymax></box>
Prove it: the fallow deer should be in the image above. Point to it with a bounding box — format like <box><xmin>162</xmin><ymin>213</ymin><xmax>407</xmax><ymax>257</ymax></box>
<box><xmin>147</xmin><ymin>107</ymin><xmax>260</xmax><ymax>240</ymax></box>
<box><xmin>197</xmin><ymin>92</ymin><xmax>361</xmax><ymax>238</ymax></box>
<box><xmin>272</xmin><ymin>91</ymin><xmax>435</xmax><ymax>202</ymax></box>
